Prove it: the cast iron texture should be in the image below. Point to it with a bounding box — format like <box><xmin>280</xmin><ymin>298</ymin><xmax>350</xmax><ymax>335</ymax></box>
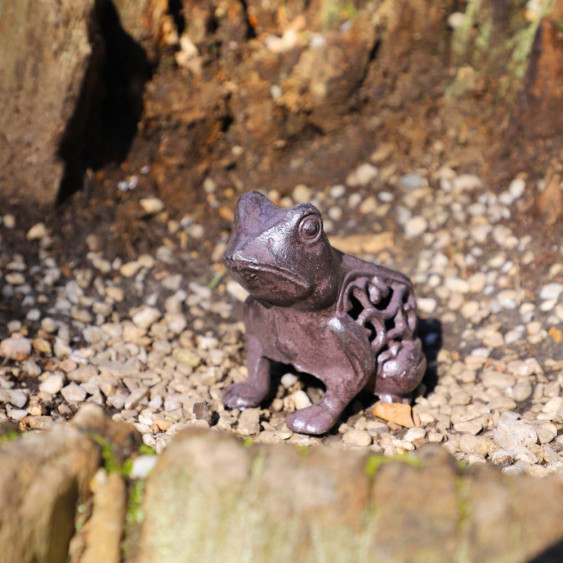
<box><xmin>223</xmin><ymin>191</ymin><xmax>426</xmax><ymax>435</ymax></box>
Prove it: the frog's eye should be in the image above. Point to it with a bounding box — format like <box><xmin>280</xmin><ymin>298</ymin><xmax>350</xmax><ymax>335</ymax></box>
<box><xmin>298</xmin><ymin>215</ymin><xmax>321</xmax><ymax>241</ymax></box>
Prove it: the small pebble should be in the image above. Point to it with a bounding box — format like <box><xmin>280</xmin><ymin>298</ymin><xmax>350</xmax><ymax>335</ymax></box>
<box><xmin>237</xmin><ymin>409</ymin><xmax>261</xmax><ymax>436</ymax></box>
<box><xmin>346</xmin><ymin>163</ymin><xmax>378</xmax><ymax>187</ymax></box>
<box><xmin>404</xmin><ymin>216</ymin><xmax>427</xmax><ymax>238</ymax></box>
<box><xmin>39</xmin><ymin>374</ymin><xmax>65</xmax><ymax>394</ymax></box>
<box><xmin>292</xmin><ymin>184</ymin><xmax>312</xmax><ymax>203</ymax></box>
<box><xmin>0</xmin><ymin>336</ymin><xmax>32</xmax><ymax>361</ymax></box>
<box><xmin>398</xmin><ymin>173</ymin><xmax>424</xmax><ymax>190</ymax></box>
<box><xmin>342</xmin><ymin>429</ymin><xmax>372</xmax><ymax>447</ymax></box>
<box><xmin>539</xmin><ymin>283</ymin><xmax>563</xmax><ymax>301</ymax></box>
<box><xmin>132</xmin><ymin>307</ymin><xmax>161</xmax><ymax>329</ymax></box>
<box><xmin>61</xmin><ymin>383</ymin><xmax>87</xmax><ymax>403</ymax></box>
<box><xmin>26</xmin><ymin>223</ymin><xmax>48</xmax><ymax>240</ymax></box>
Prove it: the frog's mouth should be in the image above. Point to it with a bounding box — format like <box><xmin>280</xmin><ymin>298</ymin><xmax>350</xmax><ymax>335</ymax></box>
<box><xmin>225</xmin><ymin>259</ymin><xmax>310</xmax><ymax>291</ymax></box>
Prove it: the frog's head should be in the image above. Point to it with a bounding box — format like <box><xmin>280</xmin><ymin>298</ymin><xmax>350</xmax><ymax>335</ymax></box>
<box><xmin>224</xmin><ymin>191</ymin><xmax>340</xmax><ymax>310</ymax></box>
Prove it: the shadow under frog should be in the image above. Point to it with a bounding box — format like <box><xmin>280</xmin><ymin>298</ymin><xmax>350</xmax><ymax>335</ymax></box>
<box><xmin>223</xmin><ymin>191</ymin><xmax>426</xmax><ymax>435</ymax></box>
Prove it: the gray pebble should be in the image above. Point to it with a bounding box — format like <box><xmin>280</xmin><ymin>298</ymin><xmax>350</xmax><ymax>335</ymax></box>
<box><xmin>61</xmin><ymin>383</ymin><xmax>87</xmax><ymax>403</ymax></box>
<box><xmin>398</xmin><ymin>173</ymin><xmax>424</xmax><ymax>190</ymax></box>
<box><xmin>342</xmin><ymin>429</ymin><xmax>372</xmax><ymax>447</ymax></box>
<box><xmin>539</xmin><ymin>283</ymin><xmax>563</xmax><ymax>301</ymax></box>
<box><xmin>39</xmin><ymin>374</ymin><xmax>65</xmax><ymax>394</ymax></box>
<box><xmin>237</xmin><ymin>408</ymin><xmax>261</xmax><ymax>436</ymax></box>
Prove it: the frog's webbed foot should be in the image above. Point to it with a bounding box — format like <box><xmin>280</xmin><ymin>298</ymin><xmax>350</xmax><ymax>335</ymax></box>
<box><xmin>286</xmin><ymin>403</ymin><xmax>341</xmax><ymax>435</ymax></box>
<box><xmin>223</xmin><ymin>382</ymin><xmax>268</xmax><ymax>409</ymax></box>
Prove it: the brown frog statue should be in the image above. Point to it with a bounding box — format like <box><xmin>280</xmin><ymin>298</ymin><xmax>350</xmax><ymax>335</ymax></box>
<box><xmin>223</xmin><ymin>191</ymin><xmax>426</xmax><ymax>435</ymax></box>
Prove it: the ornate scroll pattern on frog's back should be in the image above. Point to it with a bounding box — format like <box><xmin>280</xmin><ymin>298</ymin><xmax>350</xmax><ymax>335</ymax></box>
<box><xmin>337</xmin><ymin>269</ymin><xmax>423</xmax><ymax>401</ymax></box>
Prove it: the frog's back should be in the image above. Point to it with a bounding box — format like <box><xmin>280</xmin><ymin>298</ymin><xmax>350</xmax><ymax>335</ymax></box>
<box><xmin>337</xmin><ymin>250</ymin><xmax>412</xmax><ymax>288</ymax></box>
<box><xmin>334</xmin><ymin>249</ymin><xmax>419</xmax><ymax>364</ymax></box>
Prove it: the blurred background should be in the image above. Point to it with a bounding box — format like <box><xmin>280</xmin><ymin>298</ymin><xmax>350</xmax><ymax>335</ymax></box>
<box><xmin>1</xmin><ymin>0</ymin><xmax>561</xmax><ymax>236</ymax></box>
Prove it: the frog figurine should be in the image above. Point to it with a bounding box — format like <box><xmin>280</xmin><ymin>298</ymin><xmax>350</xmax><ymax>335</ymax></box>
<box><xmin>223</xmin><ymin>191</ymin><xmax>426</xmax><ymax>435</ymax></box>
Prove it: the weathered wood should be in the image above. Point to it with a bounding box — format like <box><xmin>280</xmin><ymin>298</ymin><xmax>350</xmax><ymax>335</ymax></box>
<box><xmin>138</xmin><ymin>429</ymin><xmax>563</xmax><ymax>563</ymax></box>
<box><xmin>0</xmin><ymin>0</ymin><xmax>96</xmax><ymax>205</ymax></box>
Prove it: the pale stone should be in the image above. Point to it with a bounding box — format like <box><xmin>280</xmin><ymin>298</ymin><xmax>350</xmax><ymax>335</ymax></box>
<box><xmin>540</xmin><ymin>283</ymin><xmax>563</xmax><ymax>301</ymax></box>
<box><xmin>359</xmin><ymin>196</ymin><xmax>378</xmax><ymax>214</ymax></box>
<box><xmin>140</xmin><ymin>198</ymin><xmax>165</xmax><ymax>215</ymax></box>
<box><xmin>292</xmin><ymin>184</ymin><xmax>312</xmax><ymax>203</ymax></box>
<box><xmin>68</xmin><ymin>365</ymin><xmax>99</xmax><ymax>383</ymax></box>
<box><xmin>405</xmin><ymin>216</ymin><xmax>427</xmax><ymax>238</ymax></box>
<box><xmin>0</xmin><ymin>336</ymin><xmax>31</xmax><ymax>361</ymax></box>
<box><xmin>130</xmin><ymin>455</ymin><xmax>159</xmax><ymax>479</ymax></box>
<box><xmin>290</xmin><ymin>390</ymin><xmax>312</xmax><ymax>410</ymax></box>
<box><xmin>39</xmin><ymin>374</ymin><xmax>65</xmax><ymax>394</ymax></box>
<box><xmin>237</xmin><ymin>409</ymin><xmax>260</xmax><ymax>436</ymax></box>
<box><xmin>535</xmin><ymin>423</ymin><xmax>557</xmax><ymax>444</ymax></box>
<box><xmin>342</xmin><ymin>429</ymin><xmax>372</xmax><ymax>447</ymax></box>
<box><xmin>493</xmin><ymin>413</ymin><xmax>537</xmax><ymax>449</ymax></box>
<box><xmin>481</xmin><ymin>371</ymin><xmax>515</xmax><ymax>388</ymax></box>
<box><xmin>26</xmin><ymin>222</ymin><xmax>48</xmax><ymax>240</ymax></box>
<box><xmin>120</xmin><ymin>261</ymin><xmax>142</xmax><ymax>278</ymax></box>
<box><xmin>447</xmin><ymin>11</ymin><xmax>465</xmax><ymax>28</ymax></box>
<box><xmin>61</xmin><ymin>383</ymin><xmax>87</xmax><ymax>403</ymax></box>
<box><xmin>124</xmin><ymin>388</ymin><xmax>149</xmax><ymax>410</ymax></box>
<box><xmin>453</xmin><ymin>420</ymin><xmax>483</xmax><ymax>435</ymax></box>
<box><xmin>226</xmin><ymin>280</ymin><xmax>249</xmax><ymax>302</ymax></box>
<box><xmin>132</xmin><ymin>307</ymin><xmax>161</xmax><ymax>329</ymax></box>
<box><xmin>281</xmin><ymin>373</ymin><xmax>299</xmax><ymax>388</ymax></box>
<box><xmin>453</xmin><ymin>174</ymin><xmax>482</xmax><ymax>191</ymax></box>
<box><xmin>512</xmin><ymin>381</ymin><xmax>532</xmax><ymax>402</ymax></box>
<box><xmin>417</xmin><ymin>297</ymin><xmax>437</xmax><ymax>314</ymax></box>
<box><xmin>468</xmin><ymin>272</ymin><xmax>487</xmax><ymax>293</ymax></box>
<box><xmin>346</xmin><ymin>163</ymin><xmax>378</xmax><ymax>187</ymax></box>
<box><xmin>403</xmin><ymin>427</ymin><xmax>426</xmax><ymax>442</ymax></box>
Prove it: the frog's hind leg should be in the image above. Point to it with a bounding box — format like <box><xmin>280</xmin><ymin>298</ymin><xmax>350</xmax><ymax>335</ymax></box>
<box><xmin>286</xmin><ymin>316</ymin><xmax>374</xmax><ymax>435</ymax></box>
<box><xmin>374</xmin><ymin>339</ymin><xmax>427</xmax><ymax>404</ymax></box>
<box><xmin>223</xmin><ymin>334</ymin><xmax>272</xmax><ymax>409</ymax></box>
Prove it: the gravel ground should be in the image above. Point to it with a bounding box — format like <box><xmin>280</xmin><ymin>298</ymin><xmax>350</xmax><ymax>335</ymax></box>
<box><xmin>1</xmin><ymin>162</ymin><xmax>562</xmax><ymax>477</ymax></box>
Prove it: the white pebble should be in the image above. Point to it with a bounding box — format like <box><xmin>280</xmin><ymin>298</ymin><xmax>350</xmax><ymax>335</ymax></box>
<box><xmin>132</xmin><ymin>307</ymin><xmax>161</xmax><ymax>329</ymax></box>
<box><xmin>3</xmin><ymin>214</ymin><xmax>16</xmax><ymax>228</ymax></box>
<box><xmin>226</xmin><ymin>280</ymin><xmax>249</xmax><ymax>303</ymax></box>
<box><xmin>130</xmin><ymin>455</ymin><xmax>158</xmax><ymax>479</ymax></box>
<box><xmin>346</xmin><ymin>163</ymin><xmax>378</xmax><ymax>187</ymax></box>
<box><xmin>403</xmin><ymin>427</ymin><xmax>426</xmax><ymax>442</ymax></box>
<box><xmin>39</xmin><ymin>373</ymin><xmax>65</xmax><ymax>394</ymax></box>
<box><xmin>342</xmin><ymin>429</ymin><xmax>372</xmax><ymax>447</ymax></box>
<box><xmin>61</xmin><ymin>383</ymin><xmax>87</xmax><ymax>403</ymax></box>
<box><xmin>539</xmin><ymin>283</ymin><xmax>563</xmax><ymax>301</ymax></box>
<box><xmin>404</xmin><ymin>216</ymin><xmax>427</xmax><ymax>238</ymax></box>
<box><xmin>509</xmin><ymin>177</ymin><xmax>525</xmax><ymax>199</ymax></box>
<box><xmin>417</xmin><ymin>297</ymin><xmax>437</xmax><ymax>314</ymax></box>
<box><xmin>399</xmin><ymin>173</ymin><xmax>425</xmax><ymax>190</ymax></box>
<box><xmin>281</xmin><ymin>373</ymin><xmax>298</xmax><ymax>388</ymax></box>
<box><xmin>26</xmin><ymin>222</ymin><xmax>48</xmax><ymax>240</ymax></box>
<box><xmin>290</xmin><ymin>390</ymin><xmax>312</xmax><ymax>410</ymax></box>
<box><xmin>140</xmin><ymin>198</ymin><xmax>165</xmax><ymax>215</ymax></box>
<box><xmin>292</xmin><ymin>184</ymin><xmax>312</xmax><ymax>203</ymax></box>
<box><xmin>120</xmin><ymin>261</ymin><xmax>142</xmax><ymax>278</ymax></box>
<box><xmin>452</xmin><ymin>174</ymin><xmax>482</xmax><ymax>191</ymax></box>
<box><xmin>0</xmin><ymin>336</ymin><xmax>31</xmax><ymax>361</ymax></box>
<box><xmin>447</xmin><ymin>11</ymin><xmax>465</xmax><ymax>29</ymax></box>
<box><xmin>330</xmin><ymin>184</ymin><xmax>346</xmax><ymax>199</ymax></box>
<box><xmin>237</xmin><ymin>409</ymin><xmax>260</xmax><ymax>436</ymax></box>
<box><xmin>494</xmin><ymin>412</ymin><xmax>537</xmax><ymax>449</ymax></box>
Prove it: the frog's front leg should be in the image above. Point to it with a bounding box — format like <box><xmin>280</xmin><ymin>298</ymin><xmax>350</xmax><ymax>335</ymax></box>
<box><xmin>286</xmin><ymin>316</ymin><xmax>374</xmax><ymax>435</ymax></box>
<box><xmin>223</xmin><ymin>333</ymin><xmax>272</xmax><ymax>409</ymax></box>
